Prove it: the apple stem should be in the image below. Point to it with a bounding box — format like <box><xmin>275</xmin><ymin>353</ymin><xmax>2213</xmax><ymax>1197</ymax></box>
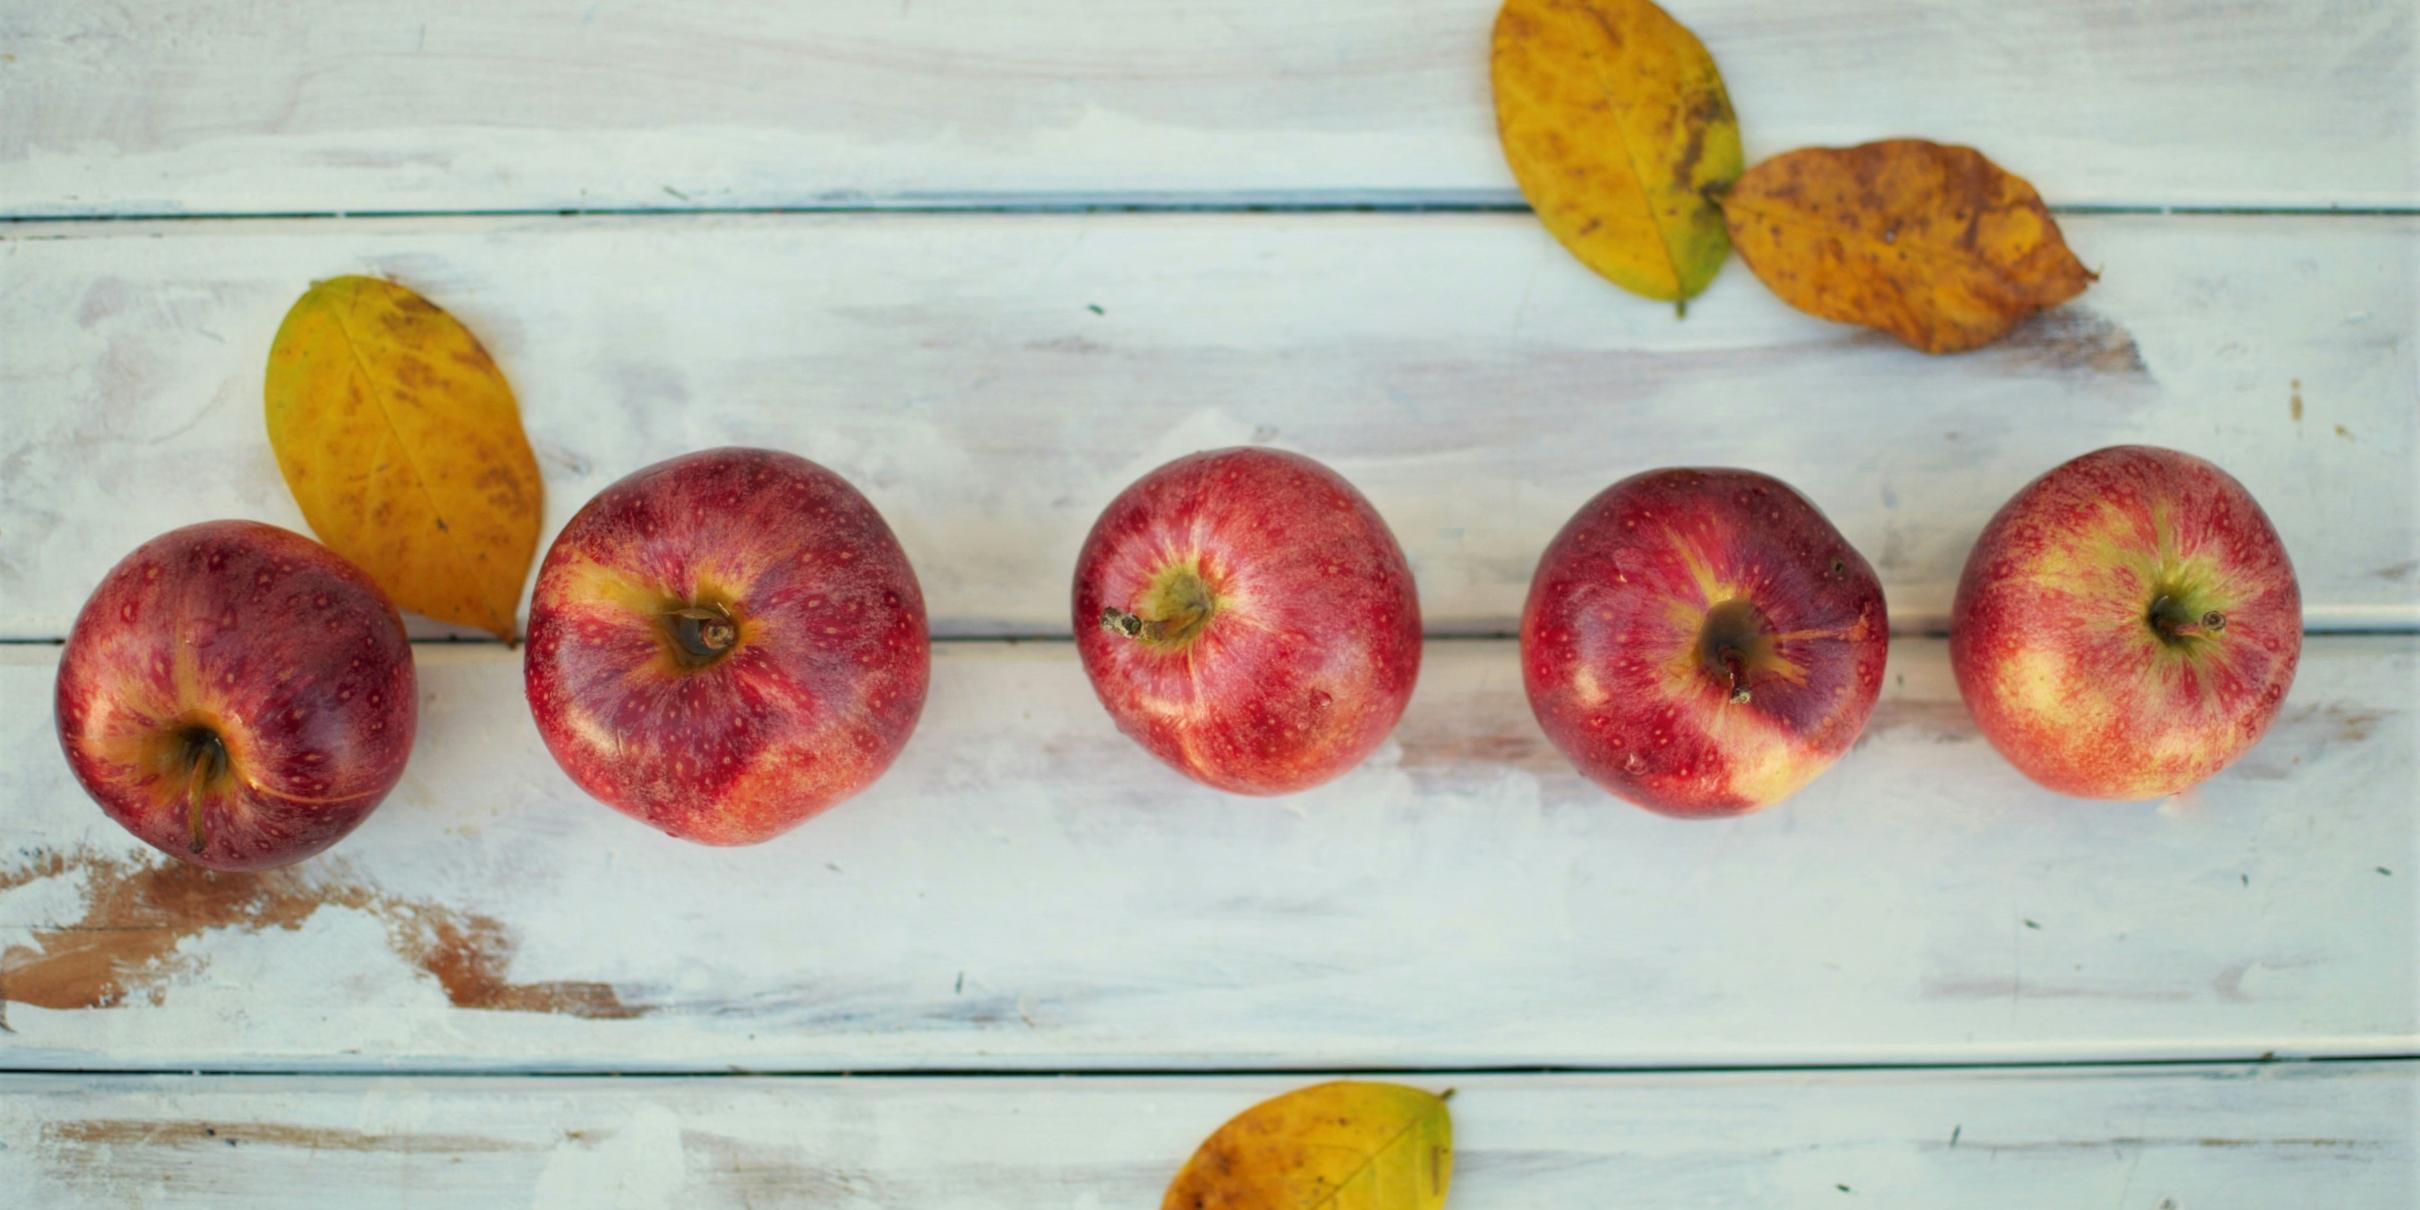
<box><xmin>182</xmin><ymin>730</ymin><xmax>229</xmax><ymax>855</ymax></box>
<box><xmin>667</xmin><ymin>606</ymin><xmax>738</xmax><ymax>664</ymax></box>
<box><xmin>186</xmin><ymin>784</ymin><xmax>206</xmax><ymax>854</ymax></box>
<box><xmin>1098</xmin><ymin>595</ymin><xmax>1213</xmax><ymax>648</ymax></box>
<box><xmin>2150</xmin><ymin>596</ymin><xmax>2227</xmax><ymax>642</ymax></box>
<box><xmin>1099</xmin><ymin>607</ymin><xmax>1156</xmax><ymax>641</ymax></box>
<box><xmin>1720</xmin><ymin>649</ymin><xmax>1753</xmax><ymax>705</ymax></box>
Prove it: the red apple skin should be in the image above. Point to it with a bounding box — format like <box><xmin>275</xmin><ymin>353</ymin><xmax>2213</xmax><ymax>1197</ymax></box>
<box><xmin>1072</xmin><ymin>448</ymin><xmax>1421</xmax><ymax>795</ymax></box>
<box><xmin>524</xmin><ymin>448</ymin><xmax>929</xmax><ymax>845</ymax></box>
<box><xmin>55</xmin><ymin>521</ymin><xmax>417</xmax><ymax>871</ymax></box>
<box><xmin>1522</xmin><ymin>469</ymin><xmax>1887</xmax><ymax>818</ymax></box>
<box><xmin>1950</xmin><ymin>446</ymin><xmax>2300</xmax><ymax>800</ymax></box>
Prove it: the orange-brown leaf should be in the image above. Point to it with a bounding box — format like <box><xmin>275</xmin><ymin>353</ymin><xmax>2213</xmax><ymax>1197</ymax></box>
<box><xmin>1722</xmin><ymin>139</ymin><xmax>2094</xmax><ymax>353</ymax></box>
<box><xmin>1162</xmin><ymin>1081</ymin><xmax>1452</xmax><ymax>1210</ymax></box>
<box><xmin>1492</xmin><ymin>0</ymin><xmax>1744</xmax><ymax>304</ymax></box>
<box><xmin>264</xmin><ymin>277</ymin><xmax>542</xmax><ymax>640</ymax></box>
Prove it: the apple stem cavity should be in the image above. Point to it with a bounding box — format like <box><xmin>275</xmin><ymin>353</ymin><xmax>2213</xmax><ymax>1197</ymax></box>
<box><xmin>1099</xmin><ymin>566</ymin><xmax>1218</xmax><ymax>651</ymax></box>
<box><xmin>666</xmin><ymin>605</ymin><xmax>739</xmax><ymax>668</ymax></box>
<box><xmin>1698</xmin><ymin>598</ymin><xmax>1770</xmax><ymax>706</ymax></box>
<box><xmin>179</xmin><ymin>726</ymin><xmax>229</xmax><ymax>855</ymax></box>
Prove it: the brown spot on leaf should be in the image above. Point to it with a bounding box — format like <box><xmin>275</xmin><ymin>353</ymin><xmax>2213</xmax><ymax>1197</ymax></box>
<box><xmin>1670</xmin><ymin>89</ymin><xmax>1729</xmax><ymax>191</ymax></box>
<box><xmin>394</xmin><ymin>357</ymin><xmax>438</xmax><ymax>392</ymax></box>
<box><xmin>0</xmin><ymin>851</ymin><xmax>645</xmax><ymax>1020</ymax></box>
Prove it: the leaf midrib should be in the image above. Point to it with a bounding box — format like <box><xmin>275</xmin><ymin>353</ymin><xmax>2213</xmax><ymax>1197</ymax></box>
<box><xmin>1298</xmin><ymin>1099</ymin><xmax>1444</xmax><ymax>1210</ymax></box>
<box><xmin>320</xmin><ymin>283</ymin><xmax>496</xmax><ymax>633</ymax></box>
<box><xmin>1574</xmin><ymin>0</ymin><xmax>1692</xmax><ymax>297</ymax></box>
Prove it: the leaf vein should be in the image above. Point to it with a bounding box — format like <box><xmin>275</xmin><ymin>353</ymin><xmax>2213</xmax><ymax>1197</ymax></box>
<box><xmin>321</xmin><ymin>283</ymin><xmax>500</xmax><ymax>634</ymax></box>
<box><xmin>1300</xmin><ymin>1101</ymin><xmax>1443</xmax><ymax>1210</ymax></box>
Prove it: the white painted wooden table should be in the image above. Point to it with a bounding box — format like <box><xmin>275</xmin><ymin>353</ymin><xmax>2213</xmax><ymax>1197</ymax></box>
<box><xmin>2</xmin><ymin>2</ymin><xmax>2414</xmax><ymax>1205</ymax></box>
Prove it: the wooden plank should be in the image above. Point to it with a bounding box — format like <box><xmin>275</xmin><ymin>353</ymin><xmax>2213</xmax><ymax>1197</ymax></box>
<box><xmin>0</xmin><ymin>0</ymin><xmax>2409</xmax><ymax>214</ymax></box>
<box><xmin>2</xmin><ymin>212</ymin><xmax>2412</xmax><ymax>640</ymax></box>
<box><xmin>2</xmin><ymin>637</ymin><xmax>2412</xmax><ymax>1071</ymax></box>
<box><xmin>1</xmin><ymin>1065</ymin><xmax>2413</xmax><ymax>1208</ymax></box>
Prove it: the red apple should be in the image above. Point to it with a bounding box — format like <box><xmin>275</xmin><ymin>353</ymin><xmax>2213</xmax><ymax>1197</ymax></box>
<box><xmin>1072</xmin><ymin>448</ymin><xmax>1421</xmax><ymax>794</ymax></box>
<box><xmin>524</xmin><ymin>448</ymin><xmax>929</xmax><ymax>844</ymax></box>
<box><xmin>1950</xmin><ymin>446</ymin><xmax>2300</xmax><ymax>799</ymax></box>
<box><xmin>55</xmin><ymin>521</ymin><xmax>417</xmax><ymax>870</ymax></box>
<box><xmin>1523</xmin><ymin>469</ymin><xmax>1887</xmax><ymax>817</ymax></box>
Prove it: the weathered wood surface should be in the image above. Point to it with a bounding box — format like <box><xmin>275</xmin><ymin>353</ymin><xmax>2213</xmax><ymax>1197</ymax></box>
<box><xmin>1</xmin><ymin>1065</ymin><xmax>2413</xmax><ymax>1208</ymax></box>
<box><xmin>5</xmin><ymin>3</ymin><xmax>2416</xmax><ymax>1200</ymax></box>
<box><xmin>1</xmin><ymin>0</ymin><xmax>2411</xmax><ymax>215</ymax></box>
<box><xmin>3</xmin><ymin>213</ymin><xmax>2413</xmax><ymax>640</ymax></box>
<box><xmin>4</xmin><ymin>638</ymin><xmax>2412</xmax><ymax>1070</ymax></box>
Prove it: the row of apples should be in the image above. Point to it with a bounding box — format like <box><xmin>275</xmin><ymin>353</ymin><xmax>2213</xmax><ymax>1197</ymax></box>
<box><xmin>55</xmin><ymin>442</ymin><xmax>2297</xmax><ymax>870</ymax></box>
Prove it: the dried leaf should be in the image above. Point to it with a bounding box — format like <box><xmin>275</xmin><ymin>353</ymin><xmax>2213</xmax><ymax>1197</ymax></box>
<box><xmin>1492</xmin><ymin>0</ymin><xmax>1744</xmax><ymax>305</ymax></box>
<box><xmin>1721</xmin><ymin>139</ymin><xmax>2095</xmax><ymax>353</ymax></box>
<box><xmin>264</xmin><ymin>276</ymin><xmax>542</xmax><ymax>640</ymax></box>
<box><xmin>1162</xmin><ymin>1081</ymin><xmax>1452</xmax><ymax>1209</ymax></box>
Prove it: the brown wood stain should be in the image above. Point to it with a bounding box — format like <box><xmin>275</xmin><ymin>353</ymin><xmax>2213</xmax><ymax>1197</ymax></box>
<box><xmin>0</xmin><ymin>852</ymin><xmax>643</xmax><ymax>1020</ymax></box>
<box><xmin>47</xmin><ymin>1119</ymin><xmax>527</xmax><ymax>1154</ymax></box>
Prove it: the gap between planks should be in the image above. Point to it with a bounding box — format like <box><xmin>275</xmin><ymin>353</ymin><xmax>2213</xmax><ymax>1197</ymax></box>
<box><xmin>7</xmin><ymin>199</ymin><xmax>2420</xmax><ymax>228</ymax></box>
<box><xmin>4</xmin><ymin>1054</ymin><xmax>2416</xmax><ymax>1083</ymax></box>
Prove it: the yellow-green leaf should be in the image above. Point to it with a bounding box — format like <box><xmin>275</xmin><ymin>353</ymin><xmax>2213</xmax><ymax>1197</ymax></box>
<box><xmin>1491</xmin><ymin>0</ymin><xmax>1744</xmax><ymax>305</ymax></box>
<box><xmin>1720</xmin><ymin>140</ymin><xmax>2095</xmax><ymax>353</ymax></box>
<box><xmin>1162</xmin><ymin>1081</ymin><xmax>1453</xmax><ymax>1210</ymax></box>
<box><xmin>264</xmin><ymin>276</ymin><xmax>542</xmax><ymax>640</ymax></box>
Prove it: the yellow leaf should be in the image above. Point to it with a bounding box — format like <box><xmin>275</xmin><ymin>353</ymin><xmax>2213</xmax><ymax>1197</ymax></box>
<box><xmin>264</xmin><ymin>276</ymin><xmax>542</xmax><ymax>640</ymax></box>
<box><xmin>1720</xmin><ymin>140</ymin><xmax>2095</xmax><ymax>353</ymax></box>
<box><xmin>1491</xmin><ymin>0</ymin><xmax>1744</xmax><ymax>305</ymax></box>
<box><xmin>1162</xmin><ymin>1081</ymin><xmax>1453</xmax><ymax>1210</ymax></box>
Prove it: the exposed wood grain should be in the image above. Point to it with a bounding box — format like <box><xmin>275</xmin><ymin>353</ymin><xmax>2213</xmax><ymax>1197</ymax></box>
<box><xmin>0</xmin><ymin>1066</ymin><xmax>2413</xmax><ymax>1208</ymax></box>
<box><xmin>0</xmin><ymin>0</ymin><xmax>2410</xmax><ymax>215</ymax></box>
<box><xmin>2</xmin><ymin>213</ymin><xmax>2412</xmax><ymax>640</ymax></box>
<box><xmin>2</xmin><ymin>638</ymin><xmax>2411</xmax><ymax>1070</ymax></box>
